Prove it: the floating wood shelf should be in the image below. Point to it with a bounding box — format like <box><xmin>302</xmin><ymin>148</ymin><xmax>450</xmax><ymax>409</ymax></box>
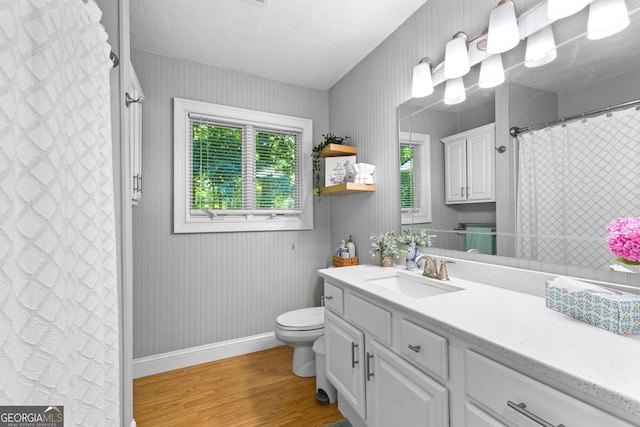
<box><xmin>319</xmin><ymin>144</ymin><xmax>358</xmax><ymax>158</ymax></box>
<box><xmin>313</xmin><ymin>183</ymin><xmax>376</xmax><ymax>196</ymax></box>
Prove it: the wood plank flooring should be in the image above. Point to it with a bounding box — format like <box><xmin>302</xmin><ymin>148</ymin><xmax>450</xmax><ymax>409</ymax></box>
<box><xmin>133</xmin><ymin>346</ymin><xmax>344</xmax><ymax>426</ymax></box>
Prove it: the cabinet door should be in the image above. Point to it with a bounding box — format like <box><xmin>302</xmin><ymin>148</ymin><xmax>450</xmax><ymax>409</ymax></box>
<box><xmin>444</xmin><ymin>138</ymin><xmax>467</xmax><ymax>203</ymax></box>
<box><xmin>325</xmin><ymin>310</ymin><xmax>366</xmax><ymax>419</ymax></box>
<box><xmin>367</xmin><ymin>340</ymin><xmax>448</xmax><ymax>427</ymax></box>
<box><xmin>465</xmin><ymin>128</ymin><xmax>495</xmax><ymax>202</ymax></box>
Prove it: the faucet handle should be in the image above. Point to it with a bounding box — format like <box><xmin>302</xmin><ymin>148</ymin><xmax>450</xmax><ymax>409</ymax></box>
<box><xmin>437</xmin><ymin>259</ymin><xmax>450</xmax><ymax>281</ymax></box>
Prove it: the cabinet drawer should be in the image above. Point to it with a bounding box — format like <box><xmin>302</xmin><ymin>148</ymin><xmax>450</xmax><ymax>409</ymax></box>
<box><xmin>400</xmin><ymin>319</ymin><xmax>448</xmax><ymax>380</ymax></box>
<box><xmin>465</xmin><ymin>350</ymin><xmax>635</xmax><ymax>427</ymax></box>
<box><xmin>345</xmin><ymin>293</ymin><xmax>391</xmax><ymax>344</ymax></box>
<box><xmin>324</xmin><ymin>282</ymin><xmax>344</xmax><ymax>315</ymax></box>
<box><xmin>465</xmin><ymin>403</ymin><xmax>506</xmax><ymax>427</ymax></box>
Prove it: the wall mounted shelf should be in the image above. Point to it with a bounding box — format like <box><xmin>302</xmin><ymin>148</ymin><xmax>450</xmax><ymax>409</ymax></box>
<box><xmin>319</xmin><ymin>144</ymin><xmax>358</xmax><ymax>158</ymax></box>
<box><xmin>314</xmin><ymin>183</ymin><xmax>376</xmax><ymax>196</ymax></box>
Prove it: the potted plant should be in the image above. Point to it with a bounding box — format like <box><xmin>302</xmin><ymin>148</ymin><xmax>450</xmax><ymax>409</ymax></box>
<box><xmin>370</xmin><ymin>231</ymin><xmax>400</xmax><ymax>267</ymax></box>
<box><xmin>312</xmin><ymin>133</ymin><xmax>351</xmax><ymax>199</ymax></box>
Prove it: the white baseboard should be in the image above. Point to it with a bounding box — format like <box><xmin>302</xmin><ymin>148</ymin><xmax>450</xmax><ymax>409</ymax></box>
<box><xmin>133</xmin><ymin>332</ymin><xmax>283</xmax><ymax>379</ymax></box>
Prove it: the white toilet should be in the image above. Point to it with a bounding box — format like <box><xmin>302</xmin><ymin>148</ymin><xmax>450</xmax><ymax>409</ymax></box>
<box><xmin>274</xmin><ymin>307</ymin><xmax>325</xmax><ymax>377</ymax></box>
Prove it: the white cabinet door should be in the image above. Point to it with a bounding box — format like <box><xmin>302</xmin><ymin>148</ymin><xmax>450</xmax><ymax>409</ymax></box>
<box><xmin>466</xmin><ymin>128</ymin><xmax>495</xmax><ymax>202</ymax></box>
<box><xmin>444</xmin><ymin>138</ymin><xmax>467</xmax><ymax>203</ymax></box>
<box><xmin>442</xmin><ymin>123</ymin><xmax>495</xmax><ymax>204</ymax></box>
<box><xmin>325</xmin><ymin>310</ymin><xmax>366</xmax><ymax>419</ymax></box>
<box><xmin>367</xmin><ymin>340</ymin><xmax>448</xmax><ymax>427</ymax></box>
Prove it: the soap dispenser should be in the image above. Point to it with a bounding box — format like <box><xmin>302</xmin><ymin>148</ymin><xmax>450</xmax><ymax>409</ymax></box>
<box><xmin>347</xmin><ymin>235</ymin><xmax>356</xmax><ymax>258</ymax></box>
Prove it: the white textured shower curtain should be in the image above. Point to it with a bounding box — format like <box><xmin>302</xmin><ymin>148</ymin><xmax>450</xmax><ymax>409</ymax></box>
<box><xmin>0</xmin><ymin>1</ymin><xmax>119</xmax><ymax>425</ymax></box>
<box><xmin>517</xmin><ymin>106</ymin><xmax>640</xmax><ymax>268</ymax></box>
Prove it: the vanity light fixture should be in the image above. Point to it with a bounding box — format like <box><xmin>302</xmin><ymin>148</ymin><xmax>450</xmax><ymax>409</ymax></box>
<box><xmin>547</xmin><ymin>0</ymin><xmax>590</xmax><ymax>20</ymax></box>
<box><xmin>478</xmin><ymin>54</ymin><xmax>505</xmax><ymax>88</ymax></box>
<box><xmin>487</xmin><ymin>0</ymin><xmax>520</xmax><ymax>54</ymax></box>
<box><xmin>444</xmin><ymin>32</ymin><xmax>470</xmax><ymax>79</ymax></box>
<box><xmin>444</xmin><ymin>77</ymin><xmax>466</xmax><ymax>105</ymax></box>
<box><xmin>524</xmin><ymin>26</ymin><xmax>557</xmax><ymax>68</ymax></box>
<box><xmin>587</xmin><ymin>0</ymin><xmax>630</xmax><ymax>40</ymax></box>
<box><xmin>411</xmin><ymin>58</ymin><xmax>434</xmax><ymax>98</ymax></box>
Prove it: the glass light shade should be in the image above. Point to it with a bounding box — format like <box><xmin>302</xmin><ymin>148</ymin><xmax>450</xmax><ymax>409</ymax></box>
<box><xmin>547</xmin><ymin>0</ymin><xmax>590</xmax><ymax>20</ymax></box>
<box><xmin>444</xmin><ymin>78</ymin><xmax>466</xmax><ymax>105</ymax></box>
<box><xmin>444</xmin><ymin>36</ymin><xmax>470</xmax><ymax>79</ymax></box>
<box><xmin>524</xmin><ymin>26</ymin><xmax>557</xmax><ymax>68</ymax></box>
<box><xmin>411</xmin><ymin>61</ymin><xmax>434</xmax><ymax>98</ymax></box>
<box><xmin>487</xmin><ymin>1</ymin><xmax>520</xmax><ymax>54</ymax></box>
<box><xmin>588</xmin><ymin>0</ymin><xmax>630</xmax><ymax>40</ymax></box>
<box><xmin>479</xmin><ymin>55</ymin><xmax>505</xmax><ymax>88</ymax></box>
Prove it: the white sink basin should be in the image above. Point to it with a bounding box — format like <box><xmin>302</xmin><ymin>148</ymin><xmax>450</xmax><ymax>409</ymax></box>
<box><xmin>364</xmin><ymin>272</ymin><xmax>463</xmax><ymax>298</ymax></box>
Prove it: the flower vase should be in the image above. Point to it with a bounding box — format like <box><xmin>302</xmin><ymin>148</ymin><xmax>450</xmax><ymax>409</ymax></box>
<box><xmin>405</xmin><ymin>241</ymin><xmax>420</xmax><ymax>270</ymax></box>
<box><xmin>380</xmin><ymin>256</ymin><xmax>394</xmax><ymax>267</ymax></box>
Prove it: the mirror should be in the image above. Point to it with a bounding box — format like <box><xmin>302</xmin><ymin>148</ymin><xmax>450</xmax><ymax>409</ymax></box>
<box><xmin>398</xmin><ymin>4</ymin><xmax>640</xmax><ymax>272</ymax></box>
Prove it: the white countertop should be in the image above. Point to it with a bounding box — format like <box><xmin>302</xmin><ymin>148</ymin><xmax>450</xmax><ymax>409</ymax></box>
<box><xmin>318</xmin><ymin>264</ymin><xmax>640</xmax><ymax>418</ymax></box>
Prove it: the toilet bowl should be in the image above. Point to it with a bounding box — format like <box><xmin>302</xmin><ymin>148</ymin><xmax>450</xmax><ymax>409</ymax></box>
<box><xmin>274</xmin><ymin>307</ymin><xmax>324</xmax><ymax>377</ymax></box>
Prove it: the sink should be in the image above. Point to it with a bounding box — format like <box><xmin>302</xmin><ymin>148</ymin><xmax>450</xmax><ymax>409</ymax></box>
<box><xmin>364</xmin><ymin>272</ymin><xmax>463</xmax><ymax>298</ymax></box>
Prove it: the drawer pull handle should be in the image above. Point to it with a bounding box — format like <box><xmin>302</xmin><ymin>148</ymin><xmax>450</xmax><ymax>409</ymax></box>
<box><xmin>351</xmin><ymin>342</ymin><xmax>359</xmax><ymax>368</ymax></box>
<box><xmin>408</xmin><ymin>344</ymin><xmax>421</xmax><ymax>353</ymax></box>
<box><xmin>366</xmin><ymin>352</ymin><xmax>374</xmax><ymax>381</ymax></box>
<box><xmin>507</xmin><ymin>401</ymin><xmax>565</xmax><ymax>427</ymax></box>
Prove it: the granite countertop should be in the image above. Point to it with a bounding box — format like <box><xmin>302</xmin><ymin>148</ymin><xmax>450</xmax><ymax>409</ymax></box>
<box><xmin>318</xmin><ymin>264</ymin><xmax>640</xmax><ymax>418</ymax></box>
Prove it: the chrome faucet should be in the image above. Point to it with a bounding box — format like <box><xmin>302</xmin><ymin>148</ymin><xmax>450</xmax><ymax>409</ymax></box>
<box><xmin>415</xmin><ymin>254</ymin><xmax>451</xmax><ymax>280</ymax></box>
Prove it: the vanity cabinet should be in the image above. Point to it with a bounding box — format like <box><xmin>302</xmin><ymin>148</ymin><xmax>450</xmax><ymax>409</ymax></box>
<box><xmin>442</xmin><ymin>123</ymin><xmax>495</xmax><ymax>204</ymax></box>
<box><xmin>465</xmin><ymin>350</ymin><xmax>634</xmax><ymax>427</ymax></box>
<box><xmin>324</xmin><ymin>285</ymin><xmax>449</xmax><ymax>427</ymax></box>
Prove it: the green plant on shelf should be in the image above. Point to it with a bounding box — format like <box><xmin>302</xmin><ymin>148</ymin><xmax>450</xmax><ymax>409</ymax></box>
<box><xmin>311</xmin><ymin>133</ymin><xmax>351</xmax><ymax>199</ymax></box>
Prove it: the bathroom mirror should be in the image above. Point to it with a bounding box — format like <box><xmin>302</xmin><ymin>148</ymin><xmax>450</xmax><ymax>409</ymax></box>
<box><xmin>398</xmin><ymin>3</ymin><xmax>640</xmax><ymax>272</ymax></box>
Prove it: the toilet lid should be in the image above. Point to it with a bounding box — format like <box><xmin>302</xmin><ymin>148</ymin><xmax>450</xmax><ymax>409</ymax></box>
<box><xmin>276</xmin><ymin>307</ymin><xmax>324</xmax><ymax>331</ymax></box>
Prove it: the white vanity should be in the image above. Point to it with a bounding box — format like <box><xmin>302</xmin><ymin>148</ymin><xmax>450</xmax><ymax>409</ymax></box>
<box><xmin>318</xmin><ymin>263</ymin><xmax>640</xmax><ymax>427</ymax></box>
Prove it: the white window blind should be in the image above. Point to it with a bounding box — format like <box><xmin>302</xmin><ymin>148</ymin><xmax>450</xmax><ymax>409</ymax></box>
<box><xmin>399</xmin><ymin>131</ymin><xmax>431</xmax><ymax>225</ymax></box>
<box><xmin>174</xmin><ymin>98</ymin><xmax>313</xmax><ymax>233</ymax></box>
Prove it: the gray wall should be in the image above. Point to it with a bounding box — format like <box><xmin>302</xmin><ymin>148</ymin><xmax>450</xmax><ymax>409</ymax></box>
<box><xmin>131</xmin><ymin>49</ymin><xmax>331</xmax><ymax>359</ymax></box>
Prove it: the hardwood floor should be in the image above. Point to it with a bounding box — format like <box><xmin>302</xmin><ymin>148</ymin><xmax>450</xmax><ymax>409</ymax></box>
<box><xmin>133</xmin><ymin>346</ymin><xmax>344</xmax><ymax>426</ymax></box>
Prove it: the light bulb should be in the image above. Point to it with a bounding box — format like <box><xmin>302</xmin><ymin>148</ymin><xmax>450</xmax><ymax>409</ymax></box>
<box><xmin>411</xmin><ymin>59</ymin><xmax>434</xmax><ymax>98</ymax></box>
<box><xmin>444</xmin><ymin>34</ymin><xmax>470</xmax><ymax>79</ymax></box>
<box><xmin>547</xmin><ymin>0</ymin><xmax>590</xmax><ymax>20</ymax></box>
<box><xmin>444</xmin><ymin>78</ymin><xmax>466</xmax><ymax>105</ymax></box>
<box><xmin>525</xmin><ymin>26</ymin><xmax>557</xmax><ymax>68</ymax></box>
<box><xmin>479</xmin><ymin>55</ymin><xmax>505</xmax><ymax>88</ymax></box>
<box><xmin>487</xmin><ymin>0</ymin><xmax>520</xmax><ymax>54</ymax></box>
<box><xmin>588</xmin><ymin>0</ymin><xmax>630</xmax><ymax>40</ymax></box>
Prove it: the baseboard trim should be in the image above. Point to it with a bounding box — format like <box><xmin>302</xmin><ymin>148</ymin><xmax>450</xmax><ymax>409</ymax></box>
<box><xmin>133</xmin><ymin>332</ymin><xmax>283</xmax><ymax>379</ymax></box>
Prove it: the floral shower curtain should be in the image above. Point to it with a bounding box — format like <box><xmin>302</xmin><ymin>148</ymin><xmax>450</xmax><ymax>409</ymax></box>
<box><xmin>516</xmin><ymin>106</ymin><xmax>640</xmax><ymax>268</ymax></box>
<box><xmin>0</xmin><ymin>0</ymin><xmax>119</xmax><ymax>425</ymax></box>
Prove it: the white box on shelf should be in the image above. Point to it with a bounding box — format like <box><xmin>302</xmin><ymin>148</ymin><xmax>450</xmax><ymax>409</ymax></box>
<box><xmin>325</xmin><ymin>156</ymin><xmax>356</xmax><ymax>187</ymax></box>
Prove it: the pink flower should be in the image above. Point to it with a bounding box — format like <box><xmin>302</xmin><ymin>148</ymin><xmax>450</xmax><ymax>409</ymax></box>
<box><xmin>607</xmin><ymin>217</ymin><xmax>640</xmax><ymax>263</ymax></box>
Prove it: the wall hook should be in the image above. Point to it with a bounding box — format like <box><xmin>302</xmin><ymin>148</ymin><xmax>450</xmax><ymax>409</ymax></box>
<box><xmin>126</xmin><ymin>92</ymin><xmax>143</xmax><ymax>108</ymax></box>
<box><xmin>495</xmin><ymin>146</ymin><xmax>507</xmax><ymax>153</ymax></box>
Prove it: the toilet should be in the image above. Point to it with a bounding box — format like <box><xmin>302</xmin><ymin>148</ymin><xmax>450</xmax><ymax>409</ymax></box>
<box><xmin>274</xmin><ymin>307</ymin><xmax>325</xmax><ymax>377</ymax></box>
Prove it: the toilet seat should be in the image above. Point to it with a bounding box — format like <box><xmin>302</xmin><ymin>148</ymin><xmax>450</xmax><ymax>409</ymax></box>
<box><xmin>276</xmin><ymin>307</ymin><xmax>324</xmax><ymax>331</ymax></box>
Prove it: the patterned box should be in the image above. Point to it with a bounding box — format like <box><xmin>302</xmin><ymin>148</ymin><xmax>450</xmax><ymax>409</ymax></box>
<box><xmin>545</xmin><ymin>281</ymin><xmax>640</xmax><ymax>335</ymax></box>
<box><xmin>325</xmin><ymin>156</ymin><xmax>356</xmax><ymax>186</ymax></box>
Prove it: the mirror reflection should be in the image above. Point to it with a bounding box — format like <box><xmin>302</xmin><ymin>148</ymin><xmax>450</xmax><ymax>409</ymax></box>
<box><xmin>398</xmin><ymin>4</ymin><xmax>640</xmax><ymax>271</ymax></box>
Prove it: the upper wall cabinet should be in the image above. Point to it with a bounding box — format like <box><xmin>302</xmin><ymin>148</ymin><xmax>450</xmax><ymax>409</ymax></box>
<box><xmin>128</xmin><ymin>63</ymin><xmax>145</xmax><ymax>205</ymax></box>
<box><xmin>442</xmin><ymin>123</ymin><xmax>495</xmax><ymax>204</ymax></box>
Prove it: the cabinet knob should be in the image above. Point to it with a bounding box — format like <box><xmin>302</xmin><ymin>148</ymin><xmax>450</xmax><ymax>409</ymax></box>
<box><xmin>325</xmin><ymin>296</ymin><xmax>333</xmax><ymax>301</ymax></box>
<box><xmin>408</xmin><ymin>344</ymin><xmax>421</xmax><ymax>353</ymax></box>
<box><xmin>507</xmin><ymin>401</ymin><xmax>565</xmax><ymax>427</ymax></box>
<box><xmin>460</xmin><ymin>186</ymin><xmax>464</xmax><ymax>197</ymax></box>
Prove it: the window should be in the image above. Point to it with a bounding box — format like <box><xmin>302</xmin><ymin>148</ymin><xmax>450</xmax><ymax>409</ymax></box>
<box><xmin>399</xmin><ymin>131</ymin><xmax>431</xmax><ymax>225</ymax></box>
<box><xmin>174</xmin><ymin>98</ymin><xmax>313</xmax><ymax>233</ymax></box>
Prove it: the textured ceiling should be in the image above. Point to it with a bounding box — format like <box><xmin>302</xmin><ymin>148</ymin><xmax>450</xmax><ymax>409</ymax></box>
<box><xmin>130</xmin><ymin>0</ymin><xmax>428</xmax><ymax>90</ymax></box>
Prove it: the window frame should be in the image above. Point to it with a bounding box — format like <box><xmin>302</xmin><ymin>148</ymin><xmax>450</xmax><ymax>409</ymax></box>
<box><xmin>174</xmin><ymin>98</ymin><xmax>313</xmax><ymax>233</ymax></box>
<box><xmin>399</xmin><ymin>131</ymin><xmax>432</xmax><ymax>225</ymax></box>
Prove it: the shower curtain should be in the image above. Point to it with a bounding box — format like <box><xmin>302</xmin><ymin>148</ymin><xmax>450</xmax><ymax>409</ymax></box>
<box><xmin>0</xmin><ymin>1</ymin><xmax>119</xmax><ymax>425</ymax></box>
<box><xmin>517</xmin><ymin>106</ymin><xmax>640</xmax><ymax>268</ymax></box>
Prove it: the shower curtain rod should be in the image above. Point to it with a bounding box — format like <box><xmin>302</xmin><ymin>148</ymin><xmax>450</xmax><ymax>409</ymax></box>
<box><xmin>509</xmin><ymin>98</ymin><xmax>640</xmax><ymax>137</ymax></box>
